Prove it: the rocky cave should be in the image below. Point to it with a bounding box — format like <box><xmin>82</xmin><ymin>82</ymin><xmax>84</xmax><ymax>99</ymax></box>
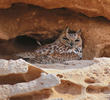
<box><xmin>0</xmin><ymin>2</ymin><xmax>110</xmax><ymax>60</ymax></box>
<box><xmin>0</xmin><ymin>0</ymin><xmax>110</xmax><ymax>100</ymax></box>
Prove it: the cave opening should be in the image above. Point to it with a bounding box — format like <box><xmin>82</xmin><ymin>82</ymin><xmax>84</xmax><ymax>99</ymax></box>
<box><xmin>0</xmin><ymin>2</ymin><xmax>109</xmax><ymax>61</ymax></box>
<box><xmin>14</xmin><ymin>35</ymin><xmax>37</xmax><ymax>48</ymax></box>
<box><xmin>14</xmin><ymin>34</ymin><xmax>59</xmax><ymax>49</ymax></box>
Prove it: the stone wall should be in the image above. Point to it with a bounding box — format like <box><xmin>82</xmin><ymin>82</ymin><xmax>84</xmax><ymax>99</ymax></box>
<box><xmin>0</xmin><ymin>0</ymin><xmax>110</xmax><ymax>20</ymax></box>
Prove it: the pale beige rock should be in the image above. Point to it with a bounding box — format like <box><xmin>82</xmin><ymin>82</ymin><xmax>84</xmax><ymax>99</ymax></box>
<box><xmin>0</xmin><ymin>73</ymin><xmax>60</xmax><ymax>100</ymax></box>
<box><xmin>1</xmin><ymin>58</ymin><xmax>110</xmax><ymax>100</ymax></box>
<box><xmin>0</xmin><ymin>59</ymin><xmax>60</xmax><ymax>100</ymax></box>
<box><xmin>35</xmin><ymin>58</ymin><xmax>110</xmax><ymax>100</ymax></box>
<box><xmin>0</xmin><ymin>59</ymin><xmax>28</xmax><ymax>75</ymax></box>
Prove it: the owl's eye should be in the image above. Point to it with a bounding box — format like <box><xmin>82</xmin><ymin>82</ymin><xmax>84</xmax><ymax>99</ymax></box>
<box><xmin>63</xmin><ymin>37</ymin><xmax>69</xmax><ymax>40</ymax></box>
<box><xmin>75</xmin><ymin>39</ymin><xmax>80</xmax><ymax>42</ymax></box>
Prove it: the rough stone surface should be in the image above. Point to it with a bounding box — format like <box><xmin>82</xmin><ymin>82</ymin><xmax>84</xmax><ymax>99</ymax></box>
<box><xmin>0</xmin><ymin>0</ymin><xmax>110</xmax><ymax>20</ymax></box>
<box><xmin>1</xmin><ymin>58</ymin><xmax>110</xmax><ymax>100</ymax></box>
<box><xmin>0</xmin><ymin>1</ymin><xmax>110</xmax><ymax>100</ymax></box>
<box><xmin>0</xmin><ymin>73</ymin><xmax>60</xmax><ymax>100</ymax></box>
<box><xmin>37</xmin><ymin>57</ymin><xmax>110</xmax><ymax>100</ymax></box>
<box><xmin>0</xmin><ymin>59</ymin><xmax>28</xmax><ymax>75</ymax></box>
<box><xmin>0</xmin><ymin>59</ymin><xmax>60</xmax><ymax>100</ymax></box>
<box><xmin>0</xmin><ymin>5</ymin><xmax>110</xmax><ymax>59</ymax></box>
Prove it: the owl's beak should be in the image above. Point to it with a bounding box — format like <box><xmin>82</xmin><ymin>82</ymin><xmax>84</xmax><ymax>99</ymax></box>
<box><xmin>70</xmin><ymin>42</ymin><xmax>73</xmax><ymax>46</ymax></box>
<box><xmin>69</xmin><ymin>42</ymin><xmax>74</xmax><ymax>48</ymax></box>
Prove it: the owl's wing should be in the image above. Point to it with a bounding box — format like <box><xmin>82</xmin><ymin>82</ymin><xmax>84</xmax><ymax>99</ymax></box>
<box><xmin>16</xmin><ymin>52</ymin><xmax>36</xmax><ymax>59</ymax></box>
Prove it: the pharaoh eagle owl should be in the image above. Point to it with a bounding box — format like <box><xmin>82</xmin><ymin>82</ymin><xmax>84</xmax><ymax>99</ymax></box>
<box><xmin>16</xmin><ymin>27</ymin><xmax>82</xmax><ymax>64</ymax></box>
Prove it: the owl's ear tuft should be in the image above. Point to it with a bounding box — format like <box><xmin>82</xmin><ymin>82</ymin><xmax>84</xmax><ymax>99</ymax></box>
<box><xmin>76</xmin><ymin>29</ymin><xmax>81</xmax><ymax>34</ymax></box>
<box><xmin>65</xmin><ymin>26</ymin><xmax>70</xmax><ymax>37</ymax></box>
<box><xmin>65</xmin><ymin>26</ymin><xmax>69</xmax><ymax>33</ymax></box>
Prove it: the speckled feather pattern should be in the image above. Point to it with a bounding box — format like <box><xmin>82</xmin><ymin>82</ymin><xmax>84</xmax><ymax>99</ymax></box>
<box><xmin>16</xmin><ymin>40</ymin><xmax>82</xmax><ymax>64</ymax></box>
<box><xmin>16</xmin><ymin>27</ymin><xmax>82</xmax><ymax>64</ymax></box>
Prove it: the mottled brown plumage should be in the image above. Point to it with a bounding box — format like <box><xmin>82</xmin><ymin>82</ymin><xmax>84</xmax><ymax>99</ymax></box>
<box><xmin>16</xmin><ymin>27</ymin><xmax>82</xmax><ymax>64</ymax></box>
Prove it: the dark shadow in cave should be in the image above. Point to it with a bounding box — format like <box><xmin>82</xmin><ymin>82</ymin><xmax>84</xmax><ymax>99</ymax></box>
<box><xmin>14</xmin><ymin>34</ymin><xmax>60</xmax><ymax>50</ymax></box>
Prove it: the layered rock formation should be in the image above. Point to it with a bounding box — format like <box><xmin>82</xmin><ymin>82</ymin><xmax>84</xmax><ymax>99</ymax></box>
<box><xmin>0</xmin><ymin>0</ymin><xmax>110</xmax><ymax>20</ymax></box>
<box><xmin>1</xmin><ymin>58</ymin><xmax>110</xmax><ymax>100</ymax></box>
<box><xmin>0</xmin><ymin>4</ymin><xmax>110</xmax><ymax>59</ymax></box>
<box><xmin>41</xmin><ymin>58</ymin><xmax>110</xmax><ymax>100</ymax></box>
<box><xmin>0</xmin><ymin>1</ymin><xmax>109</xmax><ymax>100</ymax></box>
<box><xmin>0</xmin><ymin>59</ymin><xmax>60</xmax><ymax>100</ymax></box>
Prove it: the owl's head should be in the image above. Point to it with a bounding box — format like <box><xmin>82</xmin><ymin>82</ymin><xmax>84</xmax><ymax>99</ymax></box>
<box><xmin>60</xmin><ymin>26</ymin><xmax>82</xmax><ymax>48</ymax></box>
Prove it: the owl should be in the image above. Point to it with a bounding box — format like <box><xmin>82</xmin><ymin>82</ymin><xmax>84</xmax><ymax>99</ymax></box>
<box><xmin>16</xmin><ymin>26</ymin><xmax>82</xmax><ymax>64</ymax></box>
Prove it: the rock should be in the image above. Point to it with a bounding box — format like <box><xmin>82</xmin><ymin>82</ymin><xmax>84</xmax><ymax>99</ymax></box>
<box><xmin>0</xmin><ymin>59</ymin><xmax>60</xmax><ymax>100</ymax></box>
<box><xmin>36</xmin><ymin>57</ymin><xmax>110</xmax><ymax>100</ymax></box>
<box><xmin>0</xmin><ymin>5</ymin><xmax>110</xmax><ymax>59</ymax></box>
<box><xmin>0</xmin><ymin>0</ymin><xmax>110</xmax><ymax>20</ymax></box>
<box><xmin>1</xmin><ymin>58</ymin><xmax>110</xmax><ymax>100</ymax></box>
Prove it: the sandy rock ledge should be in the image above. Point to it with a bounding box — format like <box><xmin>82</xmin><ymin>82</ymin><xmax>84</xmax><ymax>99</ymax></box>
<box><xmin>0</xmin><ymin>59</ymin><xmax>60</xmax><ymax>100</ymax></box>
<box><xmin>36</xmin><ymin>57</ymin><xmax>110</xmax><ymax>100</ymax></box>
<box><xmin>1</xmin><ymin>58</ymin><xmax>110</xmax><ymax>100</ymax></box>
